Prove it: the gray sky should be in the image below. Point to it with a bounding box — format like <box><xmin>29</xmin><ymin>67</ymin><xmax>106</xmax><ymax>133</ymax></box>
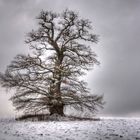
<box><xmin>0</xmin><ymin>0</ymin><xmax>140</xmax><ymax>117</ymax></box>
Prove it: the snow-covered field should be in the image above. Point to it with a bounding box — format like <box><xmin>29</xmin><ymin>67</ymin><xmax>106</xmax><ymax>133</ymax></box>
<box><xmin>0</xmin><ymin>118</ymin><xmax>140</xmax><ymax>140</ymax></box>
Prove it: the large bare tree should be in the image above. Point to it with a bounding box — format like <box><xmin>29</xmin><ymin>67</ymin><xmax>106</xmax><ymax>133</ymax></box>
<box><xmin>0</xmin><ymin>9</ymin><xmax>104</xmax><ymax>116</ymax></box>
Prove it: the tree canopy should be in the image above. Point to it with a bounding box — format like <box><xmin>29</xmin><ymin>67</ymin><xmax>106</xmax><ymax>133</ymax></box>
<box><xmin>0</xmin><ymin>9</ymin><xmax>104</xmax><ymax>116</ymax></box>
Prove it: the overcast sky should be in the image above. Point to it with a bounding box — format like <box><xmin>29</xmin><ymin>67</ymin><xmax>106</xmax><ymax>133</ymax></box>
<box><xmin>0</xmin><ymin>0</ymin><xmax>140</xmax><ymax>117</ymax></box>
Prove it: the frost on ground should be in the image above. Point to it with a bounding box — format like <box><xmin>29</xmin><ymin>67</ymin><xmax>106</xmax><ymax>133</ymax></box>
<box><xmin>0</xmin><ymin>118</ymin><xmax>140</xmax><ymax>140</ymax></box>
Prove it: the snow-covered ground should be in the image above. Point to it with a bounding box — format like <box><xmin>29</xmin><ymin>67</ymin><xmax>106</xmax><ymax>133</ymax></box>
<box><xmin>0</xmin><ymin>118</ymin><xmax>140</xmax><ymax>140</ymax></box>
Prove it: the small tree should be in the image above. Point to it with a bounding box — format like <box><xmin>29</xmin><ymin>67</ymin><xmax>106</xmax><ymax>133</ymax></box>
<box><xmin>0</xmin><ymin>9</ymin><xmax>104</xmax><ymax>116</ymax></box>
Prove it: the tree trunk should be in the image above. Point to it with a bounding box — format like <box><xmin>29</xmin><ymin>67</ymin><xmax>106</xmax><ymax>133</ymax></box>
<box><xmin>49</xmin><ymin>103</ymin><xmax>64</xmax><ymax>116</ymax></box>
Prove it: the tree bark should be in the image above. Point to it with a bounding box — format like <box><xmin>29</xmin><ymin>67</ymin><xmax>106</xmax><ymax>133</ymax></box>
<box><xmin>49</xmin><ymin>103</ymin><xmax>64</xmax><ymax>116</ymax></box>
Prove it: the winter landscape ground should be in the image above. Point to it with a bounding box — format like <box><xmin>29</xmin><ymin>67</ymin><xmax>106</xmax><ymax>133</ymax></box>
<box><xmin>0</xmin><ymin>118</ymin><xmax>140</xmax><ymax>140</ymax></box>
